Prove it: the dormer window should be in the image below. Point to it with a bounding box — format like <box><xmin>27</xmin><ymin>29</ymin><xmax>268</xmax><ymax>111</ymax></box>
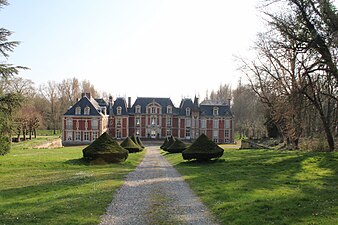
<box><xmin>135</xmin><ymin>105</ymin><xmax>141</xmax><ymax>113</ymax></box>
<box><xmin>75</xmin><ymin>107</ymin><xmax>81</xmax><ymax>115</ymax></box>
<box><xmin>151</xmin><ymin>107</ymin><xmax>156</xmax><ymax>114</ymax></box>
<box><xmin>186</xmin><ymin>107</ymin><xmax>191</xmax><ymax>116</ymax></box>
<box><xmin>213</xmin><ymin>107</ymin><xmax>219</xmax><ymax>116</ymax></box>
<box><xmin>117</xmin><ymin>106</ymin><xmax>122</xmax><ymax>115</ymax></box>
<box><xmin>167</xmin><ymin>106</ymin><xmax>172</xmax><ymax>114</ymax></box>
<box><xmin>84</xmin><ymin>106</ymin><xmax>90</xmax><ymax>115</ymax></box>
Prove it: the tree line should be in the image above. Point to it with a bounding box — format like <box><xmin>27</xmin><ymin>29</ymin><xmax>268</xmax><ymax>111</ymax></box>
<box><xmin>207</xmin><ymin>0</ymin><xmax>337</xmax><ymax>151</ymax></box>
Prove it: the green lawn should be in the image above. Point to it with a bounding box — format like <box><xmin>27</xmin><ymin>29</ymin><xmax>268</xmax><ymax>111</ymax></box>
<box><xmin>0</xmin><ymin>140</ymin><xmax>145</xmax><ymax>225</ymax></box>
<box><xmin>164</xmin><ymin>149</ymin><xmax>338</xmax><ymax>225</ymax></box>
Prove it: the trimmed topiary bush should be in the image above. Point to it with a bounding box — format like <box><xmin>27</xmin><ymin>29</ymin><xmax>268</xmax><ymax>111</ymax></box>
<box><xmin>120</xmin><ymin>136</ymin><xmax>142</xmax><ymax>153</ymax></box>
<box><xmin>182</xmin><ymin>133</ymin><xmax>224</xmax><ymax>161</ymax></box>
<box><xmin>136</xmin><ymin>136</ymin><xmax>145</xmax><ymax>149</ymax></box>
<box><xmin>160</xmin><ymin>137</ymin><xmax>169</xmax><ymax>149</ymax></box>
<box><xmin>83</xmin><ymin>132</ymin><xmax>128</xmax><ymax>163</ymax></box>
<box><xmin>130</xmin><ymin>135</ymin><xmax>143</xmax><ymax>150</ymax></box>
<box><xmin>167</xmin><ymin>138</ymin><xmax>187</xmax><ymax>153</ymax></box>
<box><xmin>162</xmin><ymin>136</ymin><xmax>176</xmax><ymax>151</ymax></box>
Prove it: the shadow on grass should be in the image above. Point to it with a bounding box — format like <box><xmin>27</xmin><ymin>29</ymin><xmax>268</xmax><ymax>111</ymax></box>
<box><xmin>64</xmin><ymin>158</ymin><xmax>90</xmax><ymax>166</ymax></box>
<box><xmin>169</xmin><ymin>150</ymin><xmax>338</xmax><ymax>224</ymax></box>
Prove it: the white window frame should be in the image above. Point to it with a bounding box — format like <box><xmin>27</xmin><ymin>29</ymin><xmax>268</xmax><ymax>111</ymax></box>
<box><xmin>67</xmin><ymin>131</ymin><xmax>72</xmax><ymax>141</ymax></box>
<box><xmin>167</xmin><ymin>106</ymin><xmax>172</xmax><ymax>114</ymax></box>
<box><xmin>117</xmin><ymin>106</ymin><xmax>122</xmax><ymax>115</ymax></box>
<box><xmin>213</xmin><ymin>107</ymin><xmax>219</xmax><ymax>116</ymax></box>
<box><xmin>136</xmin><ymin>129</ymin><xmax>140</xmax><ymax>136</ymax></box>
<box><xmin>136</xmin><ymin>117</ymin><xmax>140</xmax><ymax>126</ymax></box>
<box><xmin>225</xmin><ymin>129</ymin><xmax>230</xmax><ymax>138</ymax></box>
<box><xmin>186</xmin><ymin>127</ymin><xmax>191</xmax><ymax>138</ymax></box>
<box><xmin>186</xmin><ymin>118</ymin><xmax>191</xmax><ymax>128</ymax></box>
<box><xmin>201</xmin><ymin>119</ymin><xmax>206</xmax><ymax>129</ymax></box>
<box><xmin>84</xmin><ymin>131</ymin><xmax>89</xmax><ymax>141</ymax></box>
<box><xmin>66</xmin><ymin>118</ymin><xmax>72</xmax><ymax>130</ymax></box>
<box><xmin>166</xmin><ymin>129</ymin><xmax>172</xmax><ymax>136</ymax></box>
<box><xmin>116</xmin><ymin>118</ymin><xmax>121</xmax><ymax>127</ymax></box>
<box><xmin>225</xmin><ymin>119</ymin><xmax>230</xmax><ymax>129</ymax></box>
<box><xmin>186</xmin><ymin>107</ymin><xmax>191</xmax><ymax>116</ymax></box>
<box><xmin>92</xmin><ymin>118</ymin><xmax>98</xmax><ymax>130</ymax></box>
<box><xmin>75</xmin><ymin>131</ymin><xmax>81</xmax><ymax>141</ymax></box>
<box><xmin>167</xmin><ymin>117</ymin><xmax>172</xmax><ymax>127</ymax></box>
<box><xmin>213</xmin><ymin>119</ymin><xmax>219</xmax><ymax>129</ymax></box>
<box><xmin>84</xmin><ymin>106</ymin><xmax>90</xmax><ymax>115</ymax></box>
<box><xmin>135</xmin><ymin>105</ymin><xmax>141</xmax><ymax>113</ymax></box>
<box><xmin>75</xmin><ymin>107</ymin><xmax>81</xmax><ymax>115</ymax></box>
<box><xmin>213</xmin><ymin>130</ymin><xmax>218</xmax><ymax>143</ymax></box>
<box><xmin>116</xmin><ymin>129</ymin><xmax>121</xmax><ymax>139</ymax></box>
<box><xmin>151</xmin><ymin>107</ymin><xmax>156</xmax><ymax>114</ymax></box>
<box><xmin>92</xmin><ymin>131</ymin><xmax>98</xmax><ymax>140</ymax></box>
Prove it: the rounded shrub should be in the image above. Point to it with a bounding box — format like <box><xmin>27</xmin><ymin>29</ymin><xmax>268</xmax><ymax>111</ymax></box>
<box><xmin>182</xmin><ymin>133</ymin><xmax>224</xmax><ymax>161</ymax></box>
<box><xmin>83</xmin><ymin>132</ymin><xmax>128</xmax><ymax>163</ymax></box>
<box><xmin>120</xmin><ymin>136</ymin><xmax>142</xmax><ymax>153</ymax></box>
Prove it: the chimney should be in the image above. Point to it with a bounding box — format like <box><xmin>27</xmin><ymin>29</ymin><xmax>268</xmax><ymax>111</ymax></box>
<box><xmin>227</xmin><ymin>98</ymin><xmax>231</xmax><ymax>106</ymax></box>
<box><xmin>109</xmin><ymin>96</ymin><xmax>113</xmax><ymax>104</ymax></box>
<box><xmin>86</xmin><ymin>92</ymin><xmax>91</xmax><ymax>99</ymax></box>
<box><xmin>81</xmin><ymin>92</ymin><xmax>91</xmax><ymax>99</ymax></box>
<box><xmin>128</xmin><ymin>97</ymin><xmax>131</xmax><ymax>109</ymax></box>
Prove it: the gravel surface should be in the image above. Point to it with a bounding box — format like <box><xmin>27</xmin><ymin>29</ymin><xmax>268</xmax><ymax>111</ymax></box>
<box><xmin>100</xmin><ymin>146</ymin><xmax>218</xmax><ymax>225</ymax></box>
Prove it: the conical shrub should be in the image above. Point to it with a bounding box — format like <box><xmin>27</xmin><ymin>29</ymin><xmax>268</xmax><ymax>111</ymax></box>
<box><xmin>182</xmin><ymin>133</ymin><xmax>224</xmax><ymax>161</ymax></box>
<box><xmin>162</xmin><ymin>136</ymin><xmax>175</xmax><ymax>151</ymax></box>
<box><xmin>136</xmin><ymin>136</ymin><xmax>145</xmax><ymax>149</ymax></box>
<box><xmin>160</xmin><ymin>137</ymin><xmax>169</xmax><ymax>149</ymax></box>
<box><xmin>83</xmin><ymin>132</ymin><xmax>128</xmax><ymax>163</ymax></box>
<box><xmin>130</xmin><ymin>134</ymin><xmax>143</xmax><ymax>150</ymax></box>
<box><xmin>120</xmin><ymin>136</ymin><xmax>142</xmax><ymax>153</ymax></box>
<box><xmin>167</xmin><ymin>138</ymin><xmax>187</xmax><ymax>153</ymax></box>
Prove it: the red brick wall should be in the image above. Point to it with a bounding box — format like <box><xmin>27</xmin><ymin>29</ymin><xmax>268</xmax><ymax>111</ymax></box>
<box><xmin>141</xmin><ymin>116</ymin><xmax>146</xmax><ymax>126</ymax></box>
<box><xmin>161</xmin><ymin>128</ymin><xmax>166</xmax><ymax>137</ymax></box>
<box><xmin>162</xmin><ymin>117</ymin><xmax>166</xmax><ymax>127</ymax></box>
<box><xmin>129</xmin><ymin>116</ymin><xmax>135</xmax><ymax>127</ymax></box>
<box><xmin>207</xmin><ymin>119</ymin><xmax>212</xmax><ymax>129</ymax></box>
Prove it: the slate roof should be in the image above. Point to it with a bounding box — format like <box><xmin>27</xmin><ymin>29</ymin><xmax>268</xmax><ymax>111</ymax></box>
<box><xmin>111</xmin><ymin>97</ymin><xmax>128</xmax><ymax>116</ymax></box>
<box><xmin>178</xmin><ymin>98</ymin><xmax>194</xmax><ymax>116</ymax></box>
<box><xmin>64</xmin><ymin>96</ymin><xmax>103</xmax><ymax>116</ymax></box>
<box><xmin>95</xmin><ymin>98</ymin><xmax>108</xmax><ymax>107</ymax></box>
<box><xmin>130</xmin><ymin>97</ymin><xmax>175</xmax><ymax>114</ymax></box>
<box><xmin>199</xmin><ymin>104</ymin><xmax>232</xmax><ymax>117</ymax></box>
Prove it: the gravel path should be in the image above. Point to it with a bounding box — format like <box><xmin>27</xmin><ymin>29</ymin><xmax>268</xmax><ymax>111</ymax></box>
<box><xmin>100</xmin><ymin>146</ymin><xmax>218</xmax><ymax>225</ymax></box>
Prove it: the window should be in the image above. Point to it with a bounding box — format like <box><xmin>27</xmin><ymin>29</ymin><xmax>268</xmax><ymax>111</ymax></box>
<box><xmin>151</xmin><ymin>117</ymin><xmax>156</xmax><ymax>126</ymax></box>
<box><xmin>186</xmin><ymin>128</ymin><xmax>191</xmax><ymax>138</ymax></box>
<box><xmin>75</xmin><ymin>131</ymin><xmax>81</xmax><ymax>141</ymax></box>
<box><xmin>167</xmin><ymin>106</ymin><xmax>172</xmax><ymax>114</ymax></box>
<box><xmin>201</xmin><ymin>119</ymin><xmax>206</xmax><ymax>129</ymax></box>
<box><xmin>75</xmin><ymin>107</ymin><xmax>81</xmax><ymax>115</ymax></box>
<box><xmin>213</xmin><ymin>107</ymin><xmax>219</xmax><ymax>116</ymax></box>
<box><xmin>66</xmin><ymin>118</ymin><xmax>72</xmax><ymax>130</ymax></box>
<box><xmin>116</xmin><ymin>118</ymin><xmax>121</xmax><ymax>127</ymax></box>
<box><xmin>136</xmin><ymin>129</ymin><xmax>140</xmax><ymax>136</ymax></box>
<box><xmin>213</xmin><ymin>119</ymin><xmax>219</xmax><ymax>128</ymax></box>
<box><xmin>151</xmin><ymin>107</ymin><xmax>156</xmax><ymax>114</ymax></box>
<box><xmin>92</xmin><ymin>131</ymin><xmax>98</xmax><ymax>140</ymax></box>
<box><xmin>167</xmin><ymin>117</ymin><xmax>172</xmax><ymax>126</ymax></box>
<box><xmin>92</xmin><ymin>119</ymin><xmax>98</xmax><ymax>129</ymax></box>
<box><xmin>225</xmin><ymin>130</ymin><xmax>230</xmax><ymax>138</ymax></box>
<box><xmin>225</xmin><ymin>120</ymin><xmax>230</xmax><ymax>129</ymax></box>
<box><xmin>84</xmin><ymin>106</ymin><xmax>90</xmax><ymax>115</ymax></box>
<box><xmin>84</xmin><ymin>132</ymin><xmax>89</xmax><ymax>141</ymax></box>
<box><xmin>116</xmin><ymin>129</ymin><xmax>121</xmax><ymax>139</ymax></box>
<box><xmin>166</xmin><ymin>129</ymin><xmax>172</xmax><ymax>136</ymax></box>
<box><xmin>213</xmin><ymin>130</ymin><xmax>218</xmax><ymax>143</ymax></box>
<box><xmin>67</xmin><ymin>131</ymin><xmax>72</xmax><ymax>141</ymax></box>
<box><xmin>186</xmin><ymin>119</ymin><xmax>191</xmax><ymax>128</ymax></box>
<box><xmin>135</xmin><ymin>105</ymin><xmax>141</xmax><ymax>113</ymax></box>
<box><xmin>136</xmin><ymin>117</ymin><xmax>140</xmax><ymax>126</ymax></box>
<box><xmin>186</xmin><ymin>107</ymin><xmax>191</xmax><ymax>116</ymax></box>
<box><xmin>117</xmin><ymin>106</ymin><xmax>122</xmax><ymax>115</ymax></box>
<box><xmin>76</xmin><ymin>120</ymin><xmax>79</xmax><ymax>129</ymax></box>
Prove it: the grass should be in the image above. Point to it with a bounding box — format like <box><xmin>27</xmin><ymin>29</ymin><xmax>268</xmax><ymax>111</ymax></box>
<box><xmin>0</xmin><ymin>139</ymin><xmax>145</xmax><ymax>225</ymax></box>
<box><xmin>35</xmin><ymin>130</ymin><xmax>61</xmax><ymax>136</ymax></box>
<box><xmin>164</xmin><ymin>148</ymin><xmax>338</xmax><ymax>225</ymax></box>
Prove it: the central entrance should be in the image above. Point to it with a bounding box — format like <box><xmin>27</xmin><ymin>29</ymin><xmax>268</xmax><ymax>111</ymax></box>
<box><xmin>151</xmin><ymin>130</ymin><xmax>156</xmax><ymax>139</ymax></box>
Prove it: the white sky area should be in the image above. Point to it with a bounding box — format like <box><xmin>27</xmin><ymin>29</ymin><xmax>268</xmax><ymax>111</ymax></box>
<box><xmin>1</xmin><ymin>0</ymin><xmax>265</xmax><ymax>105</ymax></box>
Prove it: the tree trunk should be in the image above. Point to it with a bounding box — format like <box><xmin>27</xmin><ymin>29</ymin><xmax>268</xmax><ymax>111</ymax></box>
<box><xmin>17</xmin><ymin>129</ymin><xmax>20</xmax><ymax>142</ymax></box>
<box><xmin>29</xmin><ymin>129</ymin><xmax>32</xmax><ymax>140</ymax></box>
<box><xmin>34</xmin><ymin>129</ymin><xmax>37</xmax><ymax>139</ymax></box>
<box><xmin>320</xmin><ymin>114</ymin><xmax>335</xmax><ymax>152</ymax></box>
<box><xmin>23</xmin><ymin>128</ymin><xmax>26</xmax><ymax>141</ymax></box>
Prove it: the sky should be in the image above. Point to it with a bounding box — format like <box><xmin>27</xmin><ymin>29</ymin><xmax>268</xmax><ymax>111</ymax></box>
<box><xmin>0</xmin><ymin>0</ymin><xmax>262</xmax><ymax>105</ymax></box>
